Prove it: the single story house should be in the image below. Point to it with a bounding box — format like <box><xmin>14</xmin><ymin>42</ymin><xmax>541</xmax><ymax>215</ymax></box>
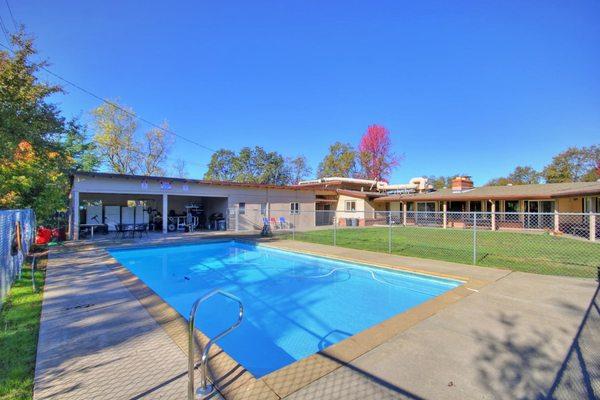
<box><xmin>69</xmin><ymin>171</ymin><xmax>320</xmax><ymax>239</ymax></box>
<box><xmin>299</xmin><ymin>175</ymin><xmax>600</xmax><ymax>239</ymax></box>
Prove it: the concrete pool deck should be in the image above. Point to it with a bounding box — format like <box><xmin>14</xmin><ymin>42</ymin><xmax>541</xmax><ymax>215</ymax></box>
<box><xmin>34</xmin><ymin>236</ymin><xmax>599</xmax><ymax>399</ymax></box>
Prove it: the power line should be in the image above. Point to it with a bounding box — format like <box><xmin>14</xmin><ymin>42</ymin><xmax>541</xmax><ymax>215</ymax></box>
<box><xmin>0</xmin><ymin>41</ymin><xmax>217</xmax><ymax>155</ymax></box>
<box><xmin>0</xmin><ymin>14</ymin><xmax>10</xmax><ymax>45</ymax></box>
<box><xmin>0</xmin><ymin>41</ymin><xmax>209</xmax><ymax>171</ymax></box>
<box><xmin>4</xmin><ymin>0</ymin><xmax>17</xmax><ymax>31</ymax></box>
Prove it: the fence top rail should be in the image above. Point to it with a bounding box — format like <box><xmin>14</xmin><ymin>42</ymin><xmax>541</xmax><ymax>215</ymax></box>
<box><xmin>265</xmin><ymin>209</ymin><xmax>599</xmax><ymax>217</ymax></box>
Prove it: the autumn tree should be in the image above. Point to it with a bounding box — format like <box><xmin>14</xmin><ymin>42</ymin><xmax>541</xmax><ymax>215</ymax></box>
<box><xmin>92</xmin><ymin>102</ymin><xmax>139</xmax><ymax>174</ymax></box>
<box><xmin>486</xmin><ymin>166</ymin><xmax>541</xmax><ymax>186</ymax></box>
<box><xmin>358</xmin><ymin>125</ymin><xmax>399</xmax><ymax>181</ymax></box>
<box><xmin>542</xmin><ymin>145</ymin><xmax>600</xmax><ymax>183</ymax></box>
<box><xmin>0</xmin><ymin>30</ymin><xmax>98</xmax><ymax>222</ymax></box>
<box><xmin>317</xmin><ymin>142</ymin><xmax>358</xmax><ymax>178</ymax></box>
<box><xmin>92</xmin><ymin>102</ymin><xmax>174</xmax><ymax>175</ymax></box>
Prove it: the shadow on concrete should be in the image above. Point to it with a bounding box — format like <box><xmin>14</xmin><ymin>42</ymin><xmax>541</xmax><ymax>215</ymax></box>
<box><xmin>473</xmin><ymin>284</ymin><xmax>599</xmax><ymax>400</ymax></box>
<box><xmin>545</xmin><ymin>284</ymin><xmax>599</xmax><ymax>400</ymax></box>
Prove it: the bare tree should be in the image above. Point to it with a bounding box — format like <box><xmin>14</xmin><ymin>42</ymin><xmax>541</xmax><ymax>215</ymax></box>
<box><xmin>137</xmin><ymin>122</ymin><xmax>174</xmax><ymax>176</ymax></box>
<box><xmin>172</xmin><ymin>158</ymin><xmax>188</xmax><ymax>178</ymax></box>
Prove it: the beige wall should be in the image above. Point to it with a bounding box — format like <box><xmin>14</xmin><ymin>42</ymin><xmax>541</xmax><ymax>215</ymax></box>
<box><xmin>72</xmin><ymin>174</ymin><xmax>316</xmax><ymax>235</ymax></box>
<box><xmin>556</xmin><ymin>197</ymin><xmax>583</xmax><ymax>213</ymax></box>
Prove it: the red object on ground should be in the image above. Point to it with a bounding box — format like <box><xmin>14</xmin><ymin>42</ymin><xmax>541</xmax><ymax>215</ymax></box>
<box><xmin>36</xmin><ymin>227</ymin><xmax>52</xmax><ymax>245</ymax></box>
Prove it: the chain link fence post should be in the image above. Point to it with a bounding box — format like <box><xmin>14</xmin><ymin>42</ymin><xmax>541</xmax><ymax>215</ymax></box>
<box><xmin>472</xmin><ymin>212</ymin><xmax>477</xmax><ymax>265</ymax></box>
<box><xmin>388</xmin><ymin>211</ymin><xmax>392</xmax><ymax>254</ymax></box>
<box><xmin>333</xmin><ymin>211</ymin><xmax>337</xmax><ymax>247</ymax></box>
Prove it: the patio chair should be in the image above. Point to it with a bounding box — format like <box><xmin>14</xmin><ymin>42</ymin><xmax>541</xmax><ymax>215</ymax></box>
<box><xmin>134</xmin><ymin>223</ymin><xmax>149</xmax><ymax>238</ymax></box>
<box><xmin>269</xmin><ymin>217</ymin><xmax>277</xmax><ymax>228</ymax></box>
<box><xmin>279</xmin><ymin>217</ymin><xmax>287</xmax><ymax>229</ymax></box>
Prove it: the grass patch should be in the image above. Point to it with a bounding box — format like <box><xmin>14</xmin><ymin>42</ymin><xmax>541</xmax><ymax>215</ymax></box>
<box><xmin>287</xmin><ymin>227</ymin><xmax>600</xmax><ymax>278</ymax></box>
<box><xmin>0</xmin><ymin>251</ymin><xmax>47</xmax><ymax>400</ymax></box>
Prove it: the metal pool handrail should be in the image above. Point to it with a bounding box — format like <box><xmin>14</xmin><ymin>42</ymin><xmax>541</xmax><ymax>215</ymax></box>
<box><xmin>188</xmin><ymin>289</ymin><xmax>244</xmax><ymax>400</ymax></box>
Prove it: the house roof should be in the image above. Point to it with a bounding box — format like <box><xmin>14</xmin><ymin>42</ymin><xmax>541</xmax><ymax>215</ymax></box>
<box><xmin>336</xmin><ymin>189</ymin><xmax>386</xmax><ymax>199</ymax></box>
<box><xmin>374</xmin><ymin>181</ymin><xmax>600</xmax><ymax>202</ymax></box>
<box><xmin>71</xmin><ymin>171</ymin><xmax>314</xmax><ymax>191</ymax></box>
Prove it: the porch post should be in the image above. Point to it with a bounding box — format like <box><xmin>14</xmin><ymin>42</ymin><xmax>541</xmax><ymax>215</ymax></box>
<box><xmin>402</xmin><ymin>202</ymin><xmax>407</xmax><ymax>226</ymax></box>
<box><xmin>554</xmin><ymin>210</ymin><xmax>560</xmax><ymax>233</ymax></box>
<box><xmin>72</xmin><ymin>190</ymin><xmax>80</xmax><ymax>240</ymax></box>
<box><xmin>490</xmin><ymin>200</ymin><xmax>496</xmax><ymax>231</ymax></box>
<box><xmin>590</xmin><ymin>213</ymin><xmax>596</xmax><ymax>242</ymax></box>
<box><xmin>162</xmin><ymin>194</ymin><xmax>168</xmax><ymax>234</ymax></box>
<box><xmin>442</xmin><ymin>201</ymin><xmax>447</xmax><ymax>229</ymax></box>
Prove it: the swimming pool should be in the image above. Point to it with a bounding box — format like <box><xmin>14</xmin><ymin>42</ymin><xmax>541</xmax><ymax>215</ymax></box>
<box><xmin>109</xmin><ymin>240</ymin><xmax>462</xmax><ymax>377</ymax></box>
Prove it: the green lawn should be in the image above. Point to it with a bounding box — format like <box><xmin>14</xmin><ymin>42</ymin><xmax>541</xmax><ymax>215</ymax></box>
<box><xmin>0</xmin><ymin>255</ymin><xmax>46</xmax><ymax>400</ymax></box>
<box><xmin>288</xmin><ymin>226</ymin><xmax>600</xmax><ymax>278</ymax></box>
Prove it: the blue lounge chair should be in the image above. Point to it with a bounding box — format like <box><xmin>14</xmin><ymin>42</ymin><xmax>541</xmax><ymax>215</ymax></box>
<box><xmin>279</xmin><ymin>217</ymin><xmax>287</xmax><ymax>229</ymax></box>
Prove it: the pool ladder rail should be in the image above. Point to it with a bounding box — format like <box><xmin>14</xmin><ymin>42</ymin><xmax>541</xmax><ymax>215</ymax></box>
<box><xmin>188</xmin><ymin>289</ymin><xmax>244</xmax><ymax>400</ymax></box>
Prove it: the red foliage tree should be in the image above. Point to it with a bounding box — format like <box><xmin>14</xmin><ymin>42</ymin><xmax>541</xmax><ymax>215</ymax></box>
<box><xmin>358</xmin><ymin>124</ymin><xmax>400</xmax><ymax>181</ymax></box>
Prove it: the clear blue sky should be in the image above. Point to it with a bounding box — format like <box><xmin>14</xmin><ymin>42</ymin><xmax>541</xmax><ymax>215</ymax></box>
<box><xmin>3</xmin><ymin>1</ymin><xmax>599</xmax><ymax>184</ymax></box>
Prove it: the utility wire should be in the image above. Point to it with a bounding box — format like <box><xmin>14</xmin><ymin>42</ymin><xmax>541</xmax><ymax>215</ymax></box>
<box><xmin>0</xmin><ymin>41</ymin><xmax>209</xmax><ymax>170</ymax></box>
<box><xmin>0</xmin><ymin>14</ymin><xmax>10</xmax><ymax>45</ymax></box>
<box><xmin>0</xmin><ymin>41</ymin><xmax>217</xmax><ymax>155</ymax></box>
<box><xmin>4</xmin><ymin>0</ymin><xmax>17</xmax><ymax>31</ymax></box>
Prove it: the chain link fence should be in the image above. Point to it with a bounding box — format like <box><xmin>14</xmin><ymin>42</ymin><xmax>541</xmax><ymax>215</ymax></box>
<box><xmin>232</xmin><ymin>208</ymin><xmax>600</xmax><ymax>279</ymax></box>
<box><xmin>0</xmin><ymin>209</ymin><xmax>36</xmax><ymax>306</ymax></box>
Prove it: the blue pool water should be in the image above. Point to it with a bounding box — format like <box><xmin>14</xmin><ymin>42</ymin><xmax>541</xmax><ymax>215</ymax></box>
<box><xmin>109</xmin><ymin>240</ymin><xmax>461</xmax><ymax>377</ymax></box>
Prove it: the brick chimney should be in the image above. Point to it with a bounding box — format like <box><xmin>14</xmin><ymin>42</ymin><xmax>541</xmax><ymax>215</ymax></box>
<box><xmin>452</xmin><ymin>176</ymin><xmax>474</xmax><ymax>192</ymax></box>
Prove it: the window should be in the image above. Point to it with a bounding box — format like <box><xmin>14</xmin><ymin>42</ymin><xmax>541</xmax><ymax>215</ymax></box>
<box><xmin>417</xmin><ymin>202</ymin><xmax>435</xmax><ymax>212</ymax></box>
<box><xmin>260</xmin><ymin>203</ymin><xmax>268</xmax><ymax>215</ymax></box>
<box><xmin>505</xmin><ymin>200</ymin><xmax>519</xmax><ymax>212</ymax></box>
<box><xmin>469</xmin><ymin>201</ymin><xmax>482</xmax><ymax>212</ymax></box>
<box><xmin>345</xmin><ymin>201</ymin><xmax>356</xmax><ymax>212</ymax></box>
<box><xmin>238</xmin><ymin>202</ymin><xmax>245</xmax><ymax>215</ymax></box>
<box><xmin>290</xmin><ymin>202</ymin><xmax>299</xmax><ymax>215</ymax></box>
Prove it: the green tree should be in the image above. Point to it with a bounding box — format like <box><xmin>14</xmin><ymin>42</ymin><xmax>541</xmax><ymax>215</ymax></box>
<box><xmin>204</xmin><ymin>146</ymin><xmax>292</xmax><ymax>185</ymax></box>
<box><xmin>427</xmin><ymin>175</ymin><xmax>464</xmax><ymax>189</ymax></box>
<box><xmin>542</xmin><ymin>146</ymin><xmax>600</xmax><ymax>183</ymax></box>
<box><xmin>0</xmin><ymin>30</ymin><xmax>98</xmax><ymax>223</ymax></box>
<box><xmin>317</xmin><ymin>142</ymin><xmax>358</xmax><ymax>178</ymax></box>
<box><xmin>486</xmin><ymin>166</ymin><xmax>541</xmax><ymax>186</ymax></box>
<box><xmin>204</xmin><ymin>149</ymin><xmax>237</xmax><ymax>181</ymax></box>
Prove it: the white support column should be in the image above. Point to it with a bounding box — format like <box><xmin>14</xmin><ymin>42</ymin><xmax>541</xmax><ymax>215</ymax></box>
<box><xmin>590</xmin><ymin>213</ymin><xmax>596</xmax><ymax>242</ymax></box>
<box><xmin>72</xmin><ymin>191</ymin><xmax>80</xmax><ymax>240</ymax></box>
<box><xmin>442</xmin><ymin>201</ymin><xmax>447</xmax><ymax>229</ymax></box>
<box><xmin>490</xmin><ymin>200</ymin><xmax>496</xmax><ymax>231</ymax></box>
<box><xmin>554</xmin><ymin>210</ymin><xmax>560</xmax><ymax>233</ymax></box>
<box><xmin>402</xmin><ymin>202</ymin><xmax>407</xmax><ymax>226</ymax></box>
<box><xmin>162</xmin><ymin>194</ymin><xmax>168</xmax><ymax>234</ymax></box>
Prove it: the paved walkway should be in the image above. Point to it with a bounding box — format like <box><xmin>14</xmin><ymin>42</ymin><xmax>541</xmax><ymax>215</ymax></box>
<box><xmin>33</xmin><ymin>249</ymin><xmax>193</xmax><ymax>399</ymax></box>
<box><xmin>34</xmin><ymin>239</ymin><xmax>599</xmax><ymax>399</ymax></box>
